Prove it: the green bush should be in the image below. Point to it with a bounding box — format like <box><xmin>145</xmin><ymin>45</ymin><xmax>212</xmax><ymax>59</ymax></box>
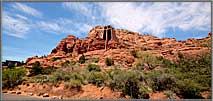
<box><xmin>61</xmin><ymin>60</ymin><xmax>70</xmax><ymax>67</ymax></box>
<box><xmin>64</xmin><ymin>80</ymin><xmax>82</xmax><ymax>90</ymax></box>
<box><xmin>2</xmin><ymin>68</ymin><xmax>26</xmax><ymax>89</ymax></box>
<box><xmin>177</xmin><ymin>51</ymin><xmax>184</xmax><ymax>59</ymax></box>
<box><xmin>138</xmin><ymin>85</ymin><xmax>150</xmax><ymax>99</ymax></box>
<box><xmin>162</xmin><ymin>59</ymin><xmax>172</xmax><ymax>67</ymax></box>
<box><xmin>92</xmin><ymin>58</ymin><xmax>99</xmax><ymax>63</ymax></box>
<box><xmin>140</xmin><ymin>52</ymin><xmax>163</xmax><ymax>68</ymax></box>
<box><xmin>30</xmin><ymin>61</ymin><xmax>42</xmax><ymax>76</ymax></box>
<box><xmin>156</xmin><ymin>56</ymin><xmax>164</xmax><ymax>61</ymax></box>
<box><xmin>175</xmin><ymin>53</ymin><xmax>211</xmax><ymax>88</ymax></box>
<box><xmin>108</xmin><ymin>68</ymin><xmax>127</xmax><ymax>91</ymax></box>
<box><xmin>124</xmin><ymin>77</ymin><xmax>140</xmax><ymax>98</ymax></box>
<box><xmin>130</xmin><ymin>50</ymin><xmax>139</xmax><ymax>58</ymax></box>
<box><xmin>41</xmin><ymin>66</ymin><xmax>56</xmax><ymax>75</ymax></box>
<box><xmin>105</xmin><ymin>58</ymin><xmax>114</xmax><ymax>66</ymax></box>
<box><xmin>164</xmin><ymin>90</ymin><xmax>176</xmax><ymax>99</ymax></box>
<box><xmin>61</xmin><ymin>60</ymin><xmax>76</xmax><ymax>67</ymax></box>
<box><xmin>108</xmin><ymin>69</ymin><xmax>145</xmax><ymax>98</ymax></box>
<box><xmin>134</xmin><ymin>59</ymin><xmax>145</xmax><ymax>71</ymax></box>
<box><xmin>70</xmin><ymin>60</ymin><xmax>76</xmax><ymax>65</ymax></box>
<box><xmin>175</xmin><ymin>79</ymin><xmax>207</xmax><ymax>98</ymax></box>
<box><xmin>51</xmin><ymin>57</ymin><xmax>62</xmax><ymax>62</ymax></box>
<box><xmin>87</xmin><ymin>72</ymin><xmax>106</xmax><ymax>87</ymax></box>
<box><xmin>48</xmin><ymin>69</ymin><xmax>64</xmax><ymax>83</ymax></box>
<box><xmin>79</xmin><ymin>54</ymin><xmax>86</xmax><ymax>64</ymax></box>
<box><xmin>156</xmin><ymin>52</ymin><xmax>211</xmax><ymax>99</ymax></box>
<box><xmin>64</xmin><ymin>73</ymin><xmax>84</xmax><ymax>83</ymax></box>
<box><xmin>49</xmin><ymin>68</ymin><xmax>84</xmax><ymax>84</ymax></box>
<box><xmin>32</xmin><ymin>74</ymin><xmax>49</xmax><ymax>83</ymax></box>
<box><xmin>122</xmin><ymin>70</ymin><xmax>145</xmax><ymax>98</ymax></box>
<box><xmin>87</xmin><ymin>64</ymin><xmax>101</xmax><ymax>72</ymax></box>
<box><xmin>145</xmin><ymin>70</ymin><xmax>176</xmax><ymax>91</ymax></box>
<box><xmin>200</xmin><ymin>43</ymin><xmax>209</xmax><ymax>47</ymax></box>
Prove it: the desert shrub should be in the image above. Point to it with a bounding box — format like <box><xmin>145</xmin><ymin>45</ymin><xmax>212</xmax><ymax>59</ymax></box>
<box><xmin>92</xmin><ymin>58</ymin><xmax>99</xmax><ymax>63</ymax></box>
<box><xmin>108</xmin><ymin>68</ymin><xmax>127</xmax><ymax>90</ymax></box>
<box><xmin>168</xmin><ymin>45</ymin><xmax>173</xmax><ymax>48</ymax></box>
<box><xmin>33</xmin><ymin>74</ymin><xmax>49</xmax><ymax>83</ymax></box>
<box><xmin>61</xmin><ymin>61</ymin><xmax>81</xmax><ymax>74</ymax></box>
<box><xmin>145</xmin><ymin>70</ymin><xmax>176</xmax><ymax>91</ymax></box>
<box><xmin>138</xmin><ymin>85</ymin><xmax>151</xmax><ymax>99</ymax></box>
<box><xmin>175</xmin><ymin>79</ymin><xmax>207</xmax><ymax>98</ymax></box>
<box><xmin>87</xmin><ymin>72</ymin><xmax>107</xmax><ymax>87</ymax></box>
<box><xmin>177</xmin><ymin>51</ymin><xmax>184</xmax><ymax>59</ymax></box>
<box><xmin>48</xmin><ymin>70</ymin><xmax>64</xmax><ymax>83</ymax></box>
<box><xmin>156</xmin><ymin>56</ymin><xmax>163</xmax><ymax>61</ymax></box>
<box><xmin>140</xmin><ymin>47</ymin><xmax>148</xmax><ymax>51</ymax></box>
<box><xmin>160</xmin><ymin>52</ymin><xmax>211</xmax><ymax>98</ymax></box>
<box><xmin>164</xmin><ymin>90</ymin><xmax>176</xmax><ymax>99</ymax></box>
<box><xmin>41</xmin><ymin>66</ymin><xmax>56</xmax><ymax>75</ymax></box>
<box><xmin>30</xmin><ymin>61</ymin><xmax>42</xmax><ymax>76</ymax></box>
<box><xmin>162</xmin><ymin>59</ymin><xmax>172</xmax><ymax>67</ymax></box>
<box><xmin>134</xmin><ymin>59</ymin><xmax>144</xmax><ymax>71</ymax></box>
<box><xmin>61</xmin><ymin>60</ymin><xmax>70</xmax><ymax>67</ymax></box>
<box><xmin>173</xmin><ymin>54</ymin><xmax>211</xmax><ymax>98</ymax></box>
<box><xmin>49</xmin><ymin>69</ymin><xmax>84</xmax><ymax>84</ymax></box>
<box><xmin>64</xmin><ymin>80</ymin><xmax>82</xmax><ymax>90</ymax></box>
<box><xmin>70</xmin><ymin>60</ymin><xmax>76</xmax><ymax>65</ymax></box>
<box><xmin>105</xmin><ymin>58</ymin><xmax>114</xmax><ymax>66</ymax></box>
<box><xmin>2</xmin><ymin>68</ymin><xmax>26</xmax><ymax>89</ymax></box>
<box><xmin>130</xmin><ymin>50</ymin><xmax>139</xmax><ymax>58</ymax></box>
<box><xmin>200</xmin><ymin>43</ymin><xmax>209</xmax><ymax>47</ymax></box>
<box><xmin>124</xmin><ymin>77</ymin><xmax>140</xmax><ymax>98</ymax></box>
<box><xmin>62</xmin><ymin>60</ymin><xmax>76</xmax><ymax>67</ymax></box>
<box><xmin>123</xmin><ymin>70</ymin><xmax>146</xmax><ymax>98</ymax></box>
<box><xmin>64</xmin><ymin>73</ymin><xmax>84</xmax><ymax>83</ymax></box>
<box><xmin>87</xmin><ymin>64</ymin><xmax>101</xmax><ymax>72</ymax></box>
<box><xmin>51</xmin><ymin>57</ymin><xmax>61</xmax><ymax>62</ymax></box>
<box><xmin>108</xmin><ymin>69</ymin><xmax>146</xmax><ymax>98</ymax></box>
<box><xmin>140</xmin><ymin>52</ymin><xmax>163</xmax><ymax>68</ymax></box>
<box><xmin>79</xmin><ymin>54</ymin><xmax>86</xmax><ymax>64</ymax></box>
<box><xmin>175</xmin><ymin>53</ymin><xmax>211</xmax><ymax>88</ymax></box>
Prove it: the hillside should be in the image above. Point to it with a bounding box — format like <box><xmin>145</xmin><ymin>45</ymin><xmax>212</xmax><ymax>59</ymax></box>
<box><xmin>3</xmin><ymin>25</ymin><xmax>211</xmax><ymax>99</ymax></box>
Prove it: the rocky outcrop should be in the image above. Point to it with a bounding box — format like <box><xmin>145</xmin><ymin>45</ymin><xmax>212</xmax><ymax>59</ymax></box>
<box><xmin>25</xmin><ymin>25</ymin><xmax>211</xmax><ymax>68</ymax></box>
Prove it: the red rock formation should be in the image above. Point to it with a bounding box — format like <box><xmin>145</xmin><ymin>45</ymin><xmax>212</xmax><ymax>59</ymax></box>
<box><xmin>25</xmin><ymin>25</ymin><xmax>211</xmax><ymax>68</ymax></box>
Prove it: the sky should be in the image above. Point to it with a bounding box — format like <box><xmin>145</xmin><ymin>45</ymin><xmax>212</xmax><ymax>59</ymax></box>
<box><xmin>2</xmin><ymin>2</ymin><xmax>211</xmax><ymax>62</ymax></box>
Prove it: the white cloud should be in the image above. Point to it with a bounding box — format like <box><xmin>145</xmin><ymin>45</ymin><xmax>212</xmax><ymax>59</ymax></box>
<box><xmin>15</xmin><ymin>14</ymin><xmax>28</xmax><ymax>20</ymax></box>
<box><xmin>37</xmin><ymin>18</ymin><xmax>92</xmax><ymax>37</ymax></box>
<box><xmin>37</xmin><ymin>21</ymin><xmax>62</xmax><ymax>34</ymax></box>
<box><xmin>99</xmin><ymin>2</ymin><xmax>211</xmax><ymax>37</ymax></box>
<box><xmin>12</xmin><ymin>3</ymin><xmax>42</xmax><ymax>17</ymax></box>
<box><xmin>62</xmin><ymin>2</ymin><xmax>96</xmax><ymax>19</ymax></box>
<box><xmin>2</xmin><ymin>12</ymin><xmax>32</xmax><ymax>38</ymax></box>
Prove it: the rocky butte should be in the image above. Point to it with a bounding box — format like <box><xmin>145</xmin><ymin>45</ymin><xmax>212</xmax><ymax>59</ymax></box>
<box><xmin>26</xmin><ymin>25</ymin><xmax>211</xmax><ymax>68</ymax></box>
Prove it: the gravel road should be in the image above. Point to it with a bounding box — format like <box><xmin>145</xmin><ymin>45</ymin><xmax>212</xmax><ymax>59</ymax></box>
<box><xmin>2</xmin><ymin>93</ymin><xmax>45</xmax><ymax>100</ymax></box>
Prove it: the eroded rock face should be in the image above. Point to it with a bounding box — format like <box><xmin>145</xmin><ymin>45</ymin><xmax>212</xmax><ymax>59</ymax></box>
<box><xmin>50</xmin><ymin>28</ymin><xmax>122</xmax><ymax>57</ymax></box>
<box><xmin>26</xmin><ymin>56</ymin><xmax>39</xmax><ymax>64</ymax></box>
<box><xmin>51</xmin><ymin>35</ymin><xmax>78</xmax><ymax>54</ymax></box>
<box><xmin>25</xmin><ymin>25</ymin><xmax>211</xmax><ymax>68</ymax></box>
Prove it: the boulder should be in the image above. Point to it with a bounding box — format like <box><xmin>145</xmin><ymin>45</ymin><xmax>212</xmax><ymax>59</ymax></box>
<box><xmin>43</xmin><ymin>93</ymin><xmax>49</xmax><ymax>97</ymax></box>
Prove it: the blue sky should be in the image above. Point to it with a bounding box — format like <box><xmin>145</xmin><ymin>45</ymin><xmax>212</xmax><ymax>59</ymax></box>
<box><xmin>2</xmin><ymin>2</ymin><xmax>211</xmax><ymax>61</ymax></box>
